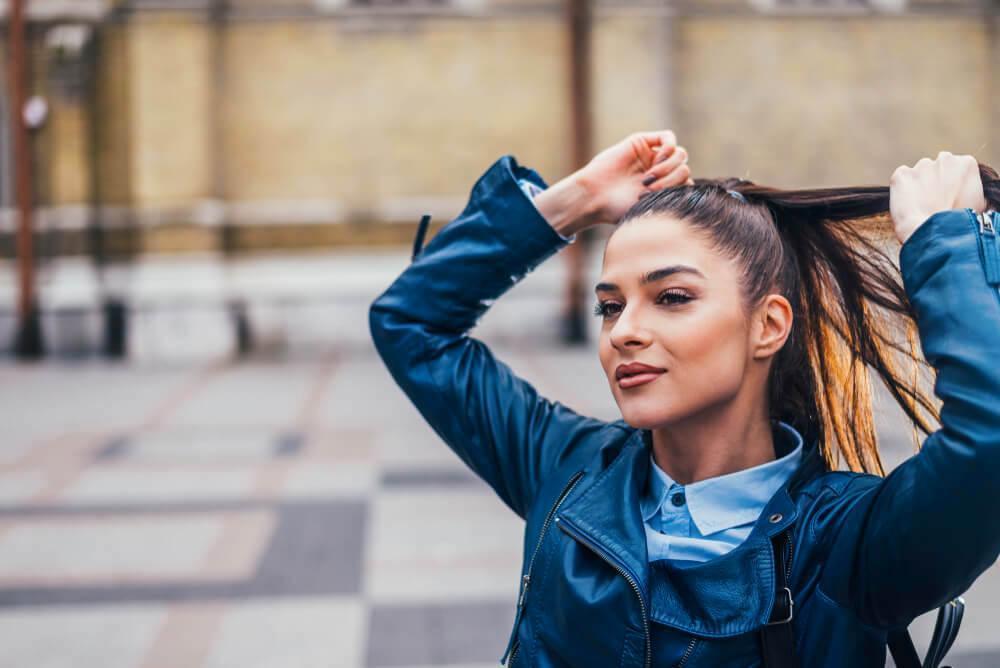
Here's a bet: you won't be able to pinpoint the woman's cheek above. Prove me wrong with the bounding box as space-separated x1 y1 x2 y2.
682 343 749 405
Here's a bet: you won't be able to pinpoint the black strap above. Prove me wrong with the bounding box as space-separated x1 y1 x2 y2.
759 529 932 668
922 597 965 668
889 597 966 668
411 214 431 260
888 627 921 668
760 530 800 668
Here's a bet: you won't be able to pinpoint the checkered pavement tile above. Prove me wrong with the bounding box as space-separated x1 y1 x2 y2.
1 349 998 667
0 355 528 667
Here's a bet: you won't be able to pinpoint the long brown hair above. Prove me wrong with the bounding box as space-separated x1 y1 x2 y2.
619 164 1000 490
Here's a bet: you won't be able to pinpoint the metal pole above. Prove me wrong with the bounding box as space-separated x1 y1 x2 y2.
9 0 43 358
83 24 128 359
210 0 252 357
561 0 593 345
568 0 592 172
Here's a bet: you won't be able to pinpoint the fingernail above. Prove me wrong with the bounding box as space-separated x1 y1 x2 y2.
655 146 675 163
641 174 656 186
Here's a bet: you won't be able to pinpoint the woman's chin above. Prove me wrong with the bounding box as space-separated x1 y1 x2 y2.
617 405 674 431
611 385 685 429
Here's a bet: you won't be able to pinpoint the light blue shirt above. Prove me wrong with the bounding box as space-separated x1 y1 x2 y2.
518 178 576 243
640 420 803 564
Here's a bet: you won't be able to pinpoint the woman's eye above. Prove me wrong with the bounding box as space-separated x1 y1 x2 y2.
593 292 692 318
593 301 622 318
658 290 693 305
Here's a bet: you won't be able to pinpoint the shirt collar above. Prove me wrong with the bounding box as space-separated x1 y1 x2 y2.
640 419 804 536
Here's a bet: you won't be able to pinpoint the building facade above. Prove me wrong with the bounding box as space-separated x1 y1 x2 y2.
1 0 998 256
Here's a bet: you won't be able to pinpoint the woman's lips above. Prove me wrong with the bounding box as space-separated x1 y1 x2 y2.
617 371 665 389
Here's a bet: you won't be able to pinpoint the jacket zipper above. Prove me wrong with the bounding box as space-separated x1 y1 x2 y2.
783 528 794 584
500 470 586 665
508 640 520 667
556 517 651 668
674 636 698 668
973 209 1000 286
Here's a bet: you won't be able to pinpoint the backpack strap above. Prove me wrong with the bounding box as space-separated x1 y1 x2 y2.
411 214 431 260
887 628 921 668
759 530 800 668
758 528 933 668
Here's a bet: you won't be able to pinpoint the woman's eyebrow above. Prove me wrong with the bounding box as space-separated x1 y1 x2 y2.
595 264 705 293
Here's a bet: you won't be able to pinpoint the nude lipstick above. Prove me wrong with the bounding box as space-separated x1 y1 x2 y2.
615 362 666 389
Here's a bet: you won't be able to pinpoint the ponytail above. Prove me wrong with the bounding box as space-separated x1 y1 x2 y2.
620 163 1000 487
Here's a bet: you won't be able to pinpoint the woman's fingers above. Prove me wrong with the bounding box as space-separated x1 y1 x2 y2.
636 129 677 151
659 164 692 187
628 130 678 171
651 143 676 167
642 146 689 187
889 151 986 244
642 165 692 190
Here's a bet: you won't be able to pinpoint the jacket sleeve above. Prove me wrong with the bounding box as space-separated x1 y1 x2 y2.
820 208 1000 628
368 155 613 519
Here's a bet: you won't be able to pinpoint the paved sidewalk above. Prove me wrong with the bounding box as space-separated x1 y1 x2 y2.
0 339 998 667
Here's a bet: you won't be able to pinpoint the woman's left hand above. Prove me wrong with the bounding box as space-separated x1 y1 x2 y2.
890 151 987 245
581 130 694 226
534 130 693 237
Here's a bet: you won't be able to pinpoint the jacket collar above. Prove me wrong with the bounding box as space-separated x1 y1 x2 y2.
559 430 652 594
557 426 803 637
639 420 804 536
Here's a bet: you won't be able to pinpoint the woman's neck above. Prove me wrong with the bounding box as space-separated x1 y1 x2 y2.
649 402 777 486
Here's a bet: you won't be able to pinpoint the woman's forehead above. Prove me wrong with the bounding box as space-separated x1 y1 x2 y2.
600 216 720 281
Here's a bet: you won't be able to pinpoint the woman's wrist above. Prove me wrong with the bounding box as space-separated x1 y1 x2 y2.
533 169 604 238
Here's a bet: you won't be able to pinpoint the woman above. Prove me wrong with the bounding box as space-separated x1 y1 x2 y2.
369 130 1000 667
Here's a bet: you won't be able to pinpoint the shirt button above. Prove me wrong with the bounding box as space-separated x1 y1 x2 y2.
670 491 686 507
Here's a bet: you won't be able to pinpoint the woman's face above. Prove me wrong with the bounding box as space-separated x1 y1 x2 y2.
596 214 758 429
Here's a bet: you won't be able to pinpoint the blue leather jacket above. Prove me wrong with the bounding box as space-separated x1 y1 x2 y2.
369 155 1000 667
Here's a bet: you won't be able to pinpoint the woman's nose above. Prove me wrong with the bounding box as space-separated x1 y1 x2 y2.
609 305 653 350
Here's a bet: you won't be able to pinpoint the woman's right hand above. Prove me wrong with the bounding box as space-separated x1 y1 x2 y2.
890 151 986 245
580 130 693 225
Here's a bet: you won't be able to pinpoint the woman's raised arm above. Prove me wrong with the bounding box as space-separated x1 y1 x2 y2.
368 132 690 518
820 153 1000 627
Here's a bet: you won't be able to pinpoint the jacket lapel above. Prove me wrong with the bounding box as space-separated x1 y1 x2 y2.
558 427 802 637
646 487 798 636
558 430 652 598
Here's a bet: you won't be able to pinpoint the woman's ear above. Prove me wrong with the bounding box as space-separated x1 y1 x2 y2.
751 294 793 360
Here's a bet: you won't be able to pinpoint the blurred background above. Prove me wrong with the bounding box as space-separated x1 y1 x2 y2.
0 0 998 666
